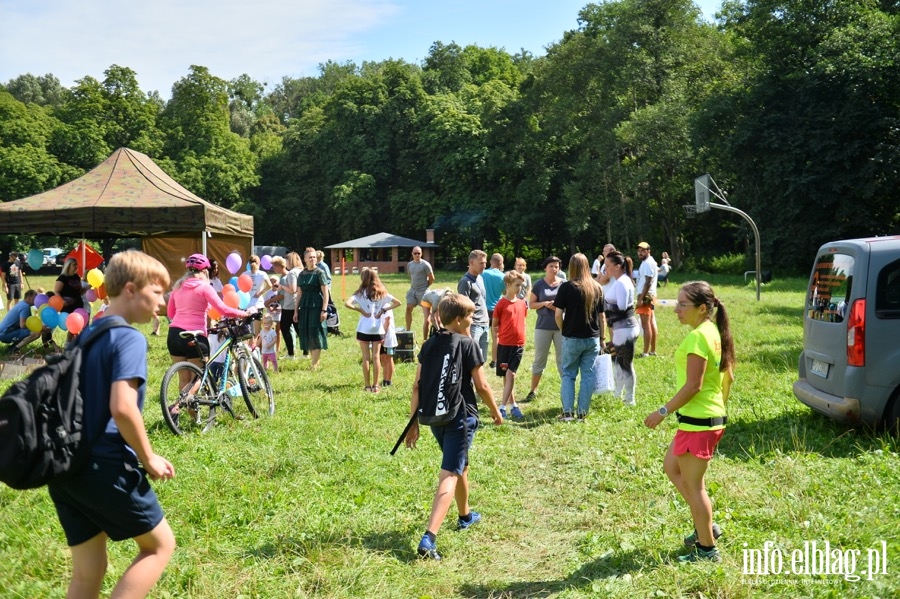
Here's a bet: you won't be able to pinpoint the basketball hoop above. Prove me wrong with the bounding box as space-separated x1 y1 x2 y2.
683 205 698 219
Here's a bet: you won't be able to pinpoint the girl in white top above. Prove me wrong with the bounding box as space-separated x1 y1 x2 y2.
345 268 401 392
380 307 398 387
604 251 642 406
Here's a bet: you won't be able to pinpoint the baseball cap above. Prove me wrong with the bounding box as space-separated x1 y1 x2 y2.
637 242 650 250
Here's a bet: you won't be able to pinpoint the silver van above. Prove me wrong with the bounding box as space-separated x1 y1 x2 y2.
793 237 900 430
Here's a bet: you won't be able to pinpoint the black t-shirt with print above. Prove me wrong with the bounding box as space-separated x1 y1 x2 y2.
417 330 484 421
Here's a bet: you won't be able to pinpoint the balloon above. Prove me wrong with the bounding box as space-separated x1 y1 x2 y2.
86 268 104 288
41 308 58 328
97 283 107 300
57 317 68 332
85 289 98 302
226 252 242 275
34 293 48 308
93 311 105 320
38 304 49 314
48 296 65 311
208 307 222 321
223 292 240 309
238 273 253 293
237 290 251 309
222 284 236 294
66 313 85 335
27 248 44 271
74 308 89 322
26 315 42 333
229 276 239 289
260 255 272 270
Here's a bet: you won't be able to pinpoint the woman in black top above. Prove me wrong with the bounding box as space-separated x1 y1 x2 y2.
55 258 87 342
553 253 603 420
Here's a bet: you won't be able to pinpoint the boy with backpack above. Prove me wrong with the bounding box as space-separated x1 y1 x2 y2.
47 250 176 598
404 293 503 561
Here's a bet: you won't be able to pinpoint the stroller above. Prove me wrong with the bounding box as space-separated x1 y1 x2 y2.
325 301 342 336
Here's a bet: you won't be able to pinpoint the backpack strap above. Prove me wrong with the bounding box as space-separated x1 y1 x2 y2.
71 316 132 351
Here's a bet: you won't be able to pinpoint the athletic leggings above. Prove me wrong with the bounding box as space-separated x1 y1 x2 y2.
611 323 640 403
262 352 278 372
279 309 300 356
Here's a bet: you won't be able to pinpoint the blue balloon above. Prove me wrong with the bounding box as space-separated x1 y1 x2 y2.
41 308 59 328
57 316 69 332
237 290 251 309
27 248 44 271
230 276 239 289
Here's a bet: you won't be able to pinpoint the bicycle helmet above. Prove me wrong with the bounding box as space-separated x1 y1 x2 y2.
185 253 211 271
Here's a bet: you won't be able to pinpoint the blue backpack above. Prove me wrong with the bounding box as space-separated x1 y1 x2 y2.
0 318 129 489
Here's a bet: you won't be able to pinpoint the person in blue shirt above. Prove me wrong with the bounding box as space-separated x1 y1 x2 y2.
0 289 40 352
47 250 176 598
481 253 506 367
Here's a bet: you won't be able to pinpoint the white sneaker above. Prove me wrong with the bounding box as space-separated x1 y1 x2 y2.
622 399 636 407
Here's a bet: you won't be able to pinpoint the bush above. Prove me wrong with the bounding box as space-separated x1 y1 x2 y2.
697 252 747 274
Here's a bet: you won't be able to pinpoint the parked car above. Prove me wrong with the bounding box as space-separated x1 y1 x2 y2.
793 236 900 431
42 247 63 266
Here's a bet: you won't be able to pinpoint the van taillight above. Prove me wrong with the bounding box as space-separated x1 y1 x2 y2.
847 299 865 367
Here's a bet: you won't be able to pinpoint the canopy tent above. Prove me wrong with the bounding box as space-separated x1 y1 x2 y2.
0 147 254 282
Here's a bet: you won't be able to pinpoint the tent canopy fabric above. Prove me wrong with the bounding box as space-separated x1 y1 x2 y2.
0 147 253 237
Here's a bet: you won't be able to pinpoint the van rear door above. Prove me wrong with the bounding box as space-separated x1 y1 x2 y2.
800 242 862 400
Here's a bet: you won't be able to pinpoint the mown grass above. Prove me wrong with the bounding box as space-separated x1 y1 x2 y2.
1 272 898 598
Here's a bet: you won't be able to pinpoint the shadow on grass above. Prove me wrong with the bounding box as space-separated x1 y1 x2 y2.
457 548 657 598
244 530 420 564
719 410 899 460
514 406 569 430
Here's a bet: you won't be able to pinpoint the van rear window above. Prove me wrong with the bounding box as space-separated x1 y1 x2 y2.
806 253 853 323
875 259 900 319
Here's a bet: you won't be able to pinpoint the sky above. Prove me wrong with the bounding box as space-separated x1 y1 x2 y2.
0 0 722 99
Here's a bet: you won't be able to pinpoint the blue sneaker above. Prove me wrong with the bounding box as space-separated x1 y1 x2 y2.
499 406 507 419
510 406 524 420
457 511 482 530
417 535 441 561
677 545 721 563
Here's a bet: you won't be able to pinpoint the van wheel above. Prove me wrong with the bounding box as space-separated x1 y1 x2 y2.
885 395 900 436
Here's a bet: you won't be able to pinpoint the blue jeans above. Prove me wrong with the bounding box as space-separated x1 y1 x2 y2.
560 336 600 416
470 324 489 364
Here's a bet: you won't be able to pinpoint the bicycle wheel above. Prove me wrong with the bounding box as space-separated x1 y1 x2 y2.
237 353 275 417
159 362 218 435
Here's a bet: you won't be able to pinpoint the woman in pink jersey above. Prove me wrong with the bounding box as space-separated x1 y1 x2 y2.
167 254 247 387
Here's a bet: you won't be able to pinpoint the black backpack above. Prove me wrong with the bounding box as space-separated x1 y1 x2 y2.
416 330 466 426
0 318 129 490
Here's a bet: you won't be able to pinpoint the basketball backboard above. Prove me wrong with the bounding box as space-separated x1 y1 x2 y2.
694 174 711 213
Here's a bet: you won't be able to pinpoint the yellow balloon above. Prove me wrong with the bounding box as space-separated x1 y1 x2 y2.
87 268 105 288
38 304 48 313
26 315 42 333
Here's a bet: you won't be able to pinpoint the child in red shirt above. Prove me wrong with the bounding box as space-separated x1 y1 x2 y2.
491 271 528 420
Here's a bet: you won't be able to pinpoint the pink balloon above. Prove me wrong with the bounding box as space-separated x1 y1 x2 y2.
85 289 98 302
66 312 86 335
74 308 89 321
222 284 236 294
238 273 253 293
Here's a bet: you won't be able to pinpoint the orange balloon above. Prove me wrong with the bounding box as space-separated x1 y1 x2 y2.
223 292 240 309
48 295 65 311
97 283 107 300
222 284 236 294
238 273 253 293
208 307 222 321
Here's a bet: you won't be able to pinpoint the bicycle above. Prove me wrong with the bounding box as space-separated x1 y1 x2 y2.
159 314 274 435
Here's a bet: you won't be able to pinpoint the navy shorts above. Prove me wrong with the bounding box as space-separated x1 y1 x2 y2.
167 327 209 360
48 458 164 546
496 344 524 376
430 414 479 475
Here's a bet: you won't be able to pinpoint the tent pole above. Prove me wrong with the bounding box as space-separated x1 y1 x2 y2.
81 235 86 277
202 231 208 256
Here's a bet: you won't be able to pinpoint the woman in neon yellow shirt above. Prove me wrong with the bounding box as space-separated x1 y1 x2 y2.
644 281 735 562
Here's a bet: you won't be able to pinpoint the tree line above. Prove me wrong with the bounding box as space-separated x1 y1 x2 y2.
1 0 898 272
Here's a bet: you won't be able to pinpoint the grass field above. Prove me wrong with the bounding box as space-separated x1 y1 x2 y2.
1 271 898 598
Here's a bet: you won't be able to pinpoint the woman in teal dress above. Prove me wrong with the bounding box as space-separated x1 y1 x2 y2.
294 247 330 369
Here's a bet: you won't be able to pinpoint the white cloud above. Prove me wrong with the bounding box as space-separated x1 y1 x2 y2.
0 0 400 96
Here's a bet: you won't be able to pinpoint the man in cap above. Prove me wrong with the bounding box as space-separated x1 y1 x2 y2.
635 242 658 357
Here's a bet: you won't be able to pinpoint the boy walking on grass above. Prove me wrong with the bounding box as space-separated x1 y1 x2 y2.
491 271 527 420
405 293 503 561
47 250 176 598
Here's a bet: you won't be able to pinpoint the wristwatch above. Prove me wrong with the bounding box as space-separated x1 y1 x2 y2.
658 406 669 417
